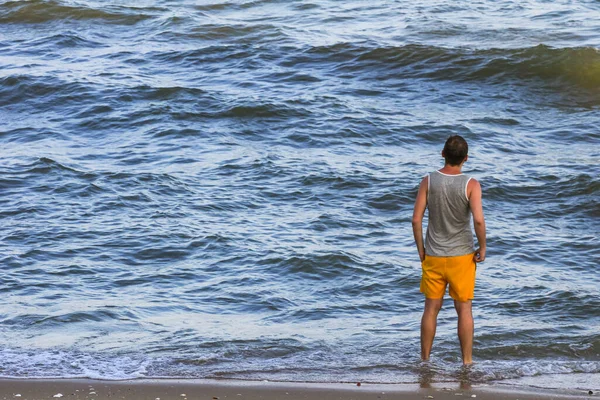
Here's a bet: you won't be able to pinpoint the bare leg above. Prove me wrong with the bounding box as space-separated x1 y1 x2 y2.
454 300 474 365
421 297 443 361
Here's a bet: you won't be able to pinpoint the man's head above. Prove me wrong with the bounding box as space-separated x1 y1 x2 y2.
442 135 468 166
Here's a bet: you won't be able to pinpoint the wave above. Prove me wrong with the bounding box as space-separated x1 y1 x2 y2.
0 0 153 25
193 0 285 12
0 346 598 387
136 39 600 92
0 75 96 108
22 32 105 49
259 250 376 280
283 43 600 89
0 348 148 380
4 158 189 191
13 157 90 177
484 173 598 203
0 73 308 121
186 23 284 41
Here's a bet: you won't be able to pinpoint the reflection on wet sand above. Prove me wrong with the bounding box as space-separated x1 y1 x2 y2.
418 361 473 390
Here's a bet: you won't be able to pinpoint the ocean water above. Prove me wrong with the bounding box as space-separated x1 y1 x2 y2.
0 0 599 390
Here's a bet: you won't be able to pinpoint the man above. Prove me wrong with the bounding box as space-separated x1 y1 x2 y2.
412 135 486 365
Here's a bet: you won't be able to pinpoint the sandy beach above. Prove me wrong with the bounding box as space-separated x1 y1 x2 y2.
0 379 593 400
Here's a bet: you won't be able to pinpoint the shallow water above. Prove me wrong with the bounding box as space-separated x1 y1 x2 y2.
0 0 599 390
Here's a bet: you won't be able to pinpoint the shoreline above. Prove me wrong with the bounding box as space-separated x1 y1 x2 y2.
0 378 593 400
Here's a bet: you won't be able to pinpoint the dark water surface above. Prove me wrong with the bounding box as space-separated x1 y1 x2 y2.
0 0 599 389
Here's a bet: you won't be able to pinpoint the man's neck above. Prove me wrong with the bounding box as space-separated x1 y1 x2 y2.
439 164 463 175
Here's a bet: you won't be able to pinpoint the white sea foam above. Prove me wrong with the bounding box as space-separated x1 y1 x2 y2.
1 347 598 390
0 348 150 380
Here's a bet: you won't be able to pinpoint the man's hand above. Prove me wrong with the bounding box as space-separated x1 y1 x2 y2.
474 247 486 263
419 248 426 262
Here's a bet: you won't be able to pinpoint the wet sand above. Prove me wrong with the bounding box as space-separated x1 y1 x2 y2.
0 379 592 400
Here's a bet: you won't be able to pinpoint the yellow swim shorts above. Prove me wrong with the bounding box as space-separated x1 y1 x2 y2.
420 252 476 302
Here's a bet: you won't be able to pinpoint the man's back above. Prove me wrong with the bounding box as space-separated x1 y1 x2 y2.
425 171 474 257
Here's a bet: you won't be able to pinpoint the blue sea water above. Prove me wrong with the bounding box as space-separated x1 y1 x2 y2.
0 0 599 391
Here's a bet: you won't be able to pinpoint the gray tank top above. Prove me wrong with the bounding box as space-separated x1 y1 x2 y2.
425 171 474 257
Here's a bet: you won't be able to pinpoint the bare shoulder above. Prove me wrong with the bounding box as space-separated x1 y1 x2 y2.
467 177 481 199
467 177 480 189
418 175 429 193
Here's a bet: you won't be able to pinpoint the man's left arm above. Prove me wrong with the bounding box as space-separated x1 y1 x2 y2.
468 178 486 262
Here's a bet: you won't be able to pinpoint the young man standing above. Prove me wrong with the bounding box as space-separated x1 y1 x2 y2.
412 135 486 365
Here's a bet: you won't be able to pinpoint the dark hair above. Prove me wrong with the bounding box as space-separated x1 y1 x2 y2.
443 135 468 166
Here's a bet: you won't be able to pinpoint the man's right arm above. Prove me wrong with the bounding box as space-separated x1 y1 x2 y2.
412 176 428 262
468 178 486 262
